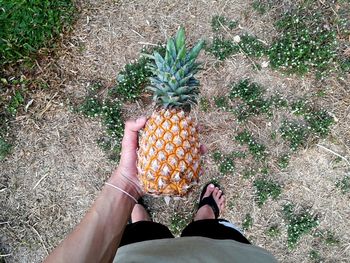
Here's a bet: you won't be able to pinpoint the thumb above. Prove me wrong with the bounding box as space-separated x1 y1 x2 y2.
120 116 147 161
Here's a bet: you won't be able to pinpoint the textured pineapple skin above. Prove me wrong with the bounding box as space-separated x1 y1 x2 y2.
137 109 201 197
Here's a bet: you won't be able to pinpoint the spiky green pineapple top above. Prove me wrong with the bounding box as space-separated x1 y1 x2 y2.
146 27 204 110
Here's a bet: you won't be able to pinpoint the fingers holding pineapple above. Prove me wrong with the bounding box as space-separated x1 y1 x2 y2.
119 116 148 172
110 116 147 199
199 144 208 155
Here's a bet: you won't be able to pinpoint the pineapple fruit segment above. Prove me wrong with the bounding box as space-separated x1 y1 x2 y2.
138 109 201 196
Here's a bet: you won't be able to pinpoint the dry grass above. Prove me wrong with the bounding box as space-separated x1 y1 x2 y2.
1 0 350 262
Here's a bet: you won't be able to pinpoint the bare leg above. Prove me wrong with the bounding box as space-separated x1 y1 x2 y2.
131 204 151 223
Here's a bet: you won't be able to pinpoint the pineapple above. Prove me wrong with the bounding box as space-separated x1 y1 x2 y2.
137 27 204 197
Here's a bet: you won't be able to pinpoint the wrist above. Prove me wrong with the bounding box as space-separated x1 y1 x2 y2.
108 169 142 200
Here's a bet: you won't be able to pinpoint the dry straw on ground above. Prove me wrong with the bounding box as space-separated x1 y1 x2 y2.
1 0 350 262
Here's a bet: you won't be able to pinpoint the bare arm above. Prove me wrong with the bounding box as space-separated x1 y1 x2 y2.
44 117 147 263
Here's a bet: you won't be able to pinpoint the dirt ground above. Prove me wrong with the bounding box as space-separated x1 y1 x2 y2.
1 0 350 262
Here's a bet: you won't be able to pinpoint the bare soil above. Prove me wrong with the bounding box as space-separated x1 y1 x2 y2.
1 0 350 262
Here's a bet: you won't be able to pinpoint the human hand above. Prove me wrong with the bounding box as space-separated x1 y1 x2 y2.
109 116 147 199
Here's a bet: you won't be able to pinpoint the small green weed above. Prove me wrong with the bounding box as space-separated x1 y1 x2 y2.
322 231 340 246
242 213 253 230
305 110 334 137
270 131 277 140
230 151 247 158
0 137 12 161
309 250 322 262
233 105 252 122
336 175 350 194
252 0 273 14
278 154 290 169
208 34 267 66
291 99 311 116
290 99 334 137
199 97 210 112
0 115 11 163
170 214 190 236
235 130 267 161
228 199 236 210
1 77 28 116
282 203 294 219
110 46 165 101
282 204 319 248
269 94 289 108
239 35 267 58
219 156 235 174
230 80 273 121
78 82 105 117
7 90 24 116
266 225 280 238
78 83 124 161
249 141 267 161
101 100 124 141
206 36 239 60
81 98 123 160
242 168 256 179
315 89 327 97
0 0 76 65
112 56 152 101
260 165 270 175
212 151 223 162
0 76 30 160
79 96 103 118
230 80 332 146
279 121 309 151
339 58 350 72
230 79 263 105
332 156 343 165
214 96 230 110
254 178 282 206
235 130 252 144
212 151 235 175
211 15 238 32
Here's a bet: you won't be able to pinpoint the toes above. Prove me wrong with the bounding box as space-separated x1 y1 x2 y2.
213 187 219 197
212 188 221 203
203 183 215 198
214 189 221 200
219 195 225 210
215 189 225 206
220 195 225 205
217 190 223 198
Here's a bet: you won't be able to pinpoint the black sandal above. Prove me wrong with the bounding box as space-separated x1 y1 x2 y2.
197 183 223 219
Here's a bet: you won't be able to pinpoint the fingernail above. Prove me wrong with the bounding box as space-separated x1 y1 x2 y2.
209 184 214 188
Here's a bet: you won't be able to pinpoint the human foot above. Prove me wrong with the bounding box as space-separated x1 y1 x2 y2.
194 183 225 221
131 203 151 223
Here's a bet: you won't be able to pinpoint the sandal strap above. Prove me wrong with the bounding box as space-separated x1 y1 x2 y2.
198 195 220 219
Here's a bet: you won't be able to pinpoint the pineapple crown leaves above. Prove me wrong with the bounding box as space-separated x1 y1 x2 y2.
144 26 204 110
